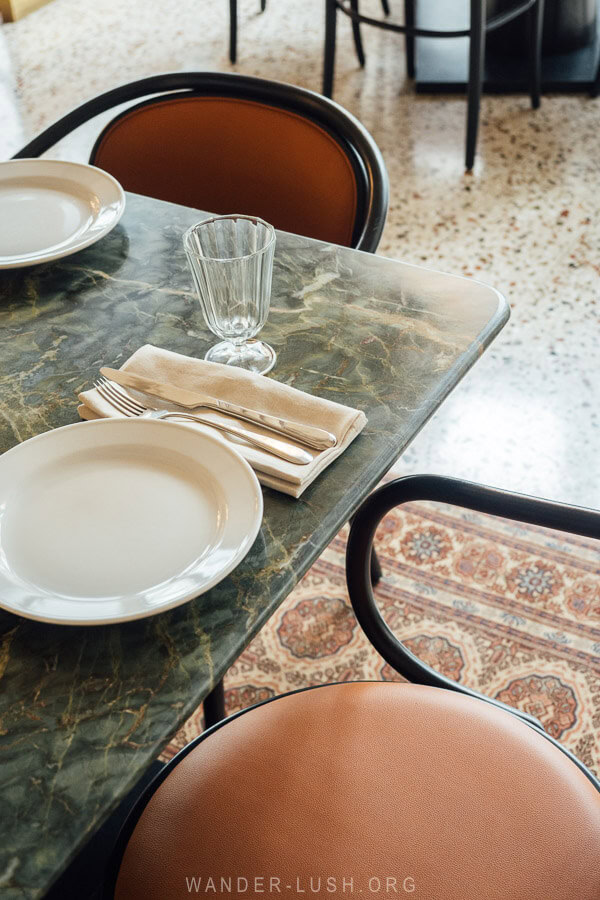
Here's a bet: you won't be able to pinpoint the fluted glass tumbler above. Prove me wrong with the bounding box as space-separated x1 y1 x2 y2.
183 214 276 375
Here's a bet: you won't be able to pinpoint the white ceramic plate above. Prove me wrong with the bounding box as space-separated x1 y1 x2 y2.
0 159 125 269
0 419 263 624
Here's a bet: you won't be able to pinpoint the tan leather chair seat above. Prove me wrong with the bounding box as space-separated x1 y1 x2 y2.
114 682 600 899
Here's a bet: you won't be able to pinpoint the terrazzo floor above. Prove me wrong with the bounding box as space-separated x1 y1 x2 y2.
1 0 600 508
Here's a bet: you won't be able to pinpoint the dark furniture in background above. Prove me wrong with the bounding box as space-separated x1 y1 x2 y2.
346 473 600 789
13 71 389 253
323 0 544 170
227 0 391 65
415 0 600 93
488 0 597 54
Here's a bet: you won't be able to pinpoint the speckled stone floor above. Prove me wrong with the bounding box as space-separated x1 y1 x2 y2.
2 0 600 507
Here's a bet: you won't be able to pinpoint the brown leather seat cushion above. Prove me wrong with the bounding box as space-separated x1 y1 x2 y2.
92 97 358 246
115 682 600 899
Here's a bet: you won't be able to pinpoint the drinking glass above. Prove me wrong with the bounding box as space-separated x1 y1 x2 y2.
183 214 277 375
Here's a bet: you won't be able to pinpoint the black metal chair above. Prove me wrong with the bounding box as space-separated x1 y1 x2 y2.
43 472 599 897
324 0 545 170
53 474 600 898
99 670 600 897
228 0 390 66
345 473 600 789
228 0 266 64
13 72 389 253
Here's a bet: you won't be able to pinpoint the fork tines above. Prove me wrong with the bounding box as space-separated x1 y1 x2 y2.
94 377 146 416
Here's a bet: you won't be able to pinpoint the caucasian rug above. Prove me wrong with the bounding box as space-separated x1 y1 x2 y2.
162 501 600 774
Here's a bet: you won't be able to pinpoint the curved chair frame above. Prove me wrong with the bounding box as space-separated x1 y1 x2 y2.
345 473 600 791
13 71 389 253
324 0 545 170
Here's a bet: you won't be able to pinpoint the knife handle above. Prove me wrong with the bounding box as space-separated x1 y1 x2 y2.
211 400 337 451
158 413 313 466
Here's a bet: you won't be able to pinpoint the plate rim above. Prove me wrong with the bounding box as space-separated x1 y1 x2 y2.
0 418 264 625
0 158 126 269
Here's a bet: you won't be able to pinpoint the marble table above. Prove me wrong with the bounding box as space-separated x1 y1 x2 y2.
0 192 508 899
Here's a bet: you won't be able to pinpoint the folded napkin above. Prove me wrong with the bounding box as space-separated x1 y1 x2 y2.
78 345 367 498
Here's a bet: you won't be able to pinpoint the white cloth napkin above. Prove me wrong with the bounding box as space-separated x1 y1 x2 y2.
78 345 367 498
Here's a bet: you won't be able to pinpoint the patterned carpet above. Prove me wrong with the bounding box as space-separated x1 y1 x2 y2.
162 499 600 774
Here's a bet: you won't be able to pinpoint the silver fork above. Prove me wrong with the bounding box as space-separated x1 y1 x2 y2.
94 377 313 466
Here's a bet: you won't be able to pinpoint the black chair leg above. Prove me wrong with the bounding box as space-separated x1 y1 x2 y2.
323 0 338 97
232 0 265 62
466 0 486 171
203 679 226 728
404 0 416 78
350 0 366 68
381 0 390 15
229 0 237 64
529 0 544 108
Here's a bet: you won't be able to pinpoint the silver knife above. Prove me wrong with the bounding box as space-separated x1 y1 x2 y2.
99 368 337 451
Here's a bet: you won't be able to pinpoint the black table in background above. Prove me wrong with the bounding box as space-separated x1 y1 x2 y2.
414 0 600 93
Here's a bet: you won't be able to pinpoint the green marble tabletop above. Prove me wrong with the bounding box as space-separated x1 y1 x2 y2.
0 192 508 899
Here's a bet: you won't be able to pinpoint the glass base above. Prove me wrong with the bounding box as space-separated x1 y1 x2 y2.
204 340 276 375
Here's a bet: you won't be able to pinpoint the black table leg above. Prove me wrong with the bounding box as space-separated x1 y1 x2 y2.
203 678 226 728
592 57 600 98
350 510 383 586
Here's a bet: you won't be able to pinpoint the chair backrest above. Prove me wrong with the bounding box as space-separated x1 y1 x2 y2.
13 73 388 252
